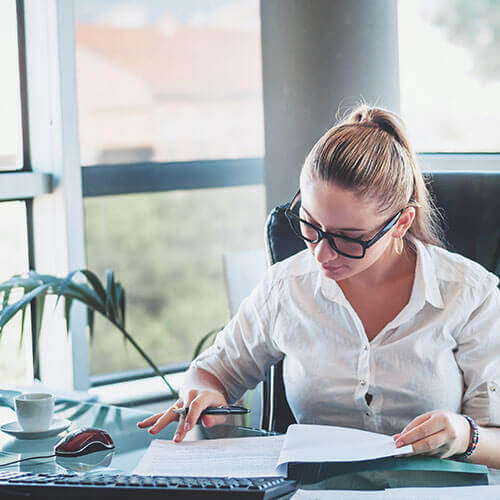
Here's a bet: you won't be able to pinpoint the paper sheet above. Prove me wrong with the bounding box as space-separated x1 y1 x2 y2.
276 424 413 475
293 485 500 499
133 435 286 477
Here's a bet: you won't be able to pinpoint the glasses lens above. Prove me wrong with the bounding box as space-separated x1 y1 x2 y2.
329 236 364 258
288 215 319 242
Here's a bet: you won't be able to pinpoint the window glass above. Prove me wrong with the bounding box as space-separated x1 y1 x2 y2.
84 185 266 375
398 0 500 152
74 0 264 165
0 202 32 385
0 2 23 170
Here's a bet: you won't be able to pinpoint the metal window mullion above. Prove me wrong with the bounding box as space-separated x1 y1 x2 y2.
16 0 38 380
23 0 89 391
81 158 265 197
0 172 52 200
418 153 500 172
24 199 39 381
16 0 31 172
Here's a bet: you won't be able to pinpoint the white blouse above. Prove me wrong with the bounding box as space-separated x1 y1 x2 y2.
192 239 500 435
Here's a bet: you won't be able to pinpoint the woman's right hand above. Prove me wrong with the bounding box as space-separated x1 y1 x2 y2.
136 389 228 443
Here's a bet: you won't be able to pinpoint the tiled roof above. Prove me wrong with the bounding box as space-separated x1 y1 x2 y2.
75 24 262 96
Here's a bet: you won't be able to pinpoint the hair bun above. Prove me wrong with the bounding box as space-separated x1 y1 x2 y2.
350 105 371 124
346 104 407 148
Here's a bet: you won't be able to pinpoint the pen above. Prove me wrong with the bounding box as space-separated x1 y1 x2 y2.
173 405 250 417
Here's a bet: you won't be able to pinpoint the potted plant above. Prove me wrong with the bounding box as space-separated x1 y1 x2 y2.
0 269 183 397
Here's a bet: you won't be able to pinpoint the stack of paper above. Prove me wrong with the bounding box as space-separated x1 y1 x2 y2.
133 424 413 478
133 435 285 477
276 424 413 475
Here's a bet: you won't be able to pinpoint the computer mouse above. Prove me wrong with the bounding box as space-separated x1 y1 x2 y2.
55 427 115 457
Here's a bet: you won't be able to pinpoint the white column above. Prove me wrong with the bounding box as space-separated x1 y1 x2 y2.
23 0 89 390
261 0 401 210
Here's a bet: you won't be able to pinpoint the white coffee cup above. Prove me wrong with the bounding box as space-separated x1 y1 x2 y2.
14 393 55 432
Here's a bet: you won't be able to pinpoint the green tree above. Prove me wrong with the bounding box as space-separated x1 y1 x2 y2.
432 0 500 82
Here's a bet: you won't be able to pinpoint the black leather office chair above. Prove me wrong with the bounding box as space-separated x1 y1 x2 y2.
261 171 500 433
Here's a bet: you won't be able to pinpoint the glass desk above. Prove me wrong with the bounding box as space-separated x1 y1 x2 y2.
1 390 499 495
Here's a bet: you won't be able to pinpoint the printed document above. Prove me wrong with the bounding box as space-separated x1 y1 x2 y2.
133 435 286 477
276 424 413 475
133 424 413 478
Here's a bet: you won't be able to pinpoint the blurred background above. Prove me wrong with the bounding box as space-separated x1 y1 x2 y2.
1 0 499 394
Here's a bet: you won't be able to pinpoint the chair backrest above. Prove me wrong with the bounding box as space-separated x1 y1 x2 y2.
223 250 267 429
261 171 500 433
223 250 267 317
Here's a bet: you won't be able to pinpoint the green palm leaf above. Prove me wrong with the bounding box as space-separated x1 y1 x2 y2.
64 296 73 332
87 307 95 340
79 270 107 305
36 294 46 333
19 305 27 350
1 287 11 309
105 271 119 321
0 270 178 398
0 284 51 336
118 287 125 329
55 270 81 310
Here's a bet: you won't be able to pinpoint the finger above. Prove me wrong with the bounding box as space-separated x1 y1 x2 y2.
137 412 164 428
392 433 401 440
149 399 183 435
147 409 178 435
174 412 187 443
174 390 200 442
399 411 434 435
395 415 445 448
408 430 448 455
201 413 228 428
183 395 211 434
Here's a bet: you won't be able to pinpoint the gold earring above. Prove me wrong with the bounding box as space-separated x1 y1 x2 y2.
395 236 404 255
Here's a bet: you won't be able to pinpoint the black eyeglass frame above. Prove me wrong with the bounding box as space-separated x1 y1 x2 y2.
284 190 404 259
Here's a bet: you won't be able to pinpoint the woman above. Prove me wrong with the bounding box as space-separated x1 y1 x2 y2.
138 105 500 467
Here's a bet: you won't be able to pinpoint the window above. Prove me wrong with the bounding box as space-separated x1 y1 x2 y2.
0 202 32 385
398 0 500 153
0 1 23 170
86 186 265 375
0 2 32 387
74 0 266 379
74 0 264 165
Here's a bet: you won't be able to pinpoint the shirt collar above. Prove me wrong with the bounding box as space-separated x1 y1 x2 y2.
412 238 445 309
313 238 444 310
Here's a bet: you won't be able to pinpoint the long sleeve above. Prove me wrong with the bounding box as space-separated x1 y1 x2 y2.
191 275 284 404
455 276 500 426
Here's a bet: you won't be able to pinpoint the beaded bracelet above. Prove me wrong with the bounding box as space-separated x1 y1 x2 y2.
461 415 479 458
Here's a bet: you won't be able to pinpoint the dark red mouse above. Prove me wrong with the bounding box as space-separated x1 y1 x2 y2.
55 427 115 457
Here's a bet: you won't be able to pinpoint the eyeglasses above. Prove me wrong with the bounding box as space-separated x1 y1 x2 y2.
284 190 403 259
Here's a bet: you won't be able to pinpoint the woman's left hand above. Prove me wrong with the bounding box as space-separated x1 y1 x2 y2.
393 410 471 458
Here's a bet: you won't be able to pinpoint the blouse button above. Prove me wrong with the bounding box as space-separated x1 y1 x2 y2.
489 383 496 392
362 345 369 351
360 379 367 386
216 345 222 351
365 410 372 417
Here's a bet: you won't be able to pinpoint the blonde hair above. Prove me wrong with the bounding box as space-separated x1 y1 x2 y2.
301 104 444 247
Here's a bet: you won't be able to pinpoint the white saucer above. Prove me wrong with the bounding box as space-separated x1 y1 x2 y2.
0 419 71 440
